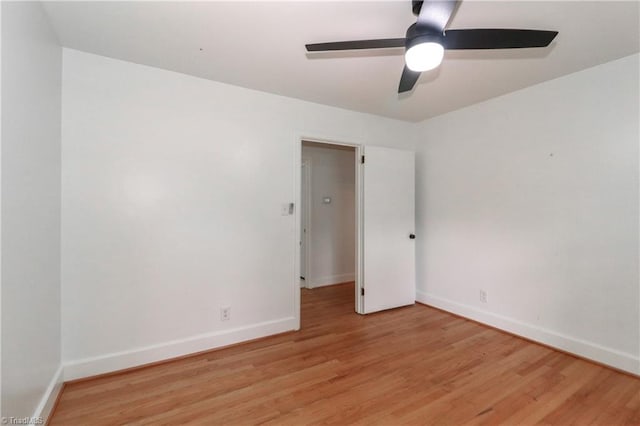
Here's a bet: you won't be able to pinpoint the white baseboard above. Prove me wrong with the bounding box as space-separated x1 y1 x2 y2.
31 364 64 424
416 290 640 375
63 317 297 381
309 273 355 288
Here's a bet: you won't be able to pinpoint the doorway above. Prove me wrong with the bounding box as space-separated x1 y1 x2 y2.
296 139 362 325
300 141 356 288
294 138 416 329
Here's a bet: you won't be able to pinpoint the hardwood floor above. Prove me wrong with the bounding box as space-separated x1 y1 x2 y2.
51 283 640 425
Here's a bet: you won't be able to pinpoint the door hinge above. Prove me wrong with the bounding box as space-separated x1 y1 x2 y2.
360 287 365 296
361 155 365 164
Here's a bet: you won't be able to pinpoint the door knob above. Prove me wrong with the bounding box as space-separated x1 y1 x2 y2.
409 234 416 239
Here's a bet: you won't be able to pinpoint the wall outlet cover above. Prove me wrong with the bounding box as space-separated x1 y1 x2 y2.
220 307 231 321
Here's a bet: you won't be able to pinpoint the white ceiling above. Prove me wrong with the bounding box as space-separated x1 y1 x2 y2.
42 1 639 122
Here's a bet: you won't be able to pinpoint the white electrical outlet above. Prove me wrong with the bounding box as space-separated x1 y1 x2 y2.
221 306 231 321
479 290 488 303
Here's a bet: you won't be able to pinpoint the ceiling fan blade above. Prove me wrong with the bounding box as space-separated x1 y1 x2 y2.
306 38 406 52
398 66 421 93
443 29 558 49
415 0 461 32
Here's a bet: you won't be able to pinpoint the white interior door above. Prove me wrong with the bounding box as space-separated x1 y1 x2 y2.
362 146 415 314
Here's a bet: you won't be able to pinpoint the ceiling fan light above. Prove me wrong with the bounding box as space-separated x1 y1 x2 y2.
405 41 444 72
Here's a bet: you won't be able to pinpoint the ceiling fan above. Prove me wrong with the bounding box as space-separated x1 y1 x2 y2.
305 0 558 93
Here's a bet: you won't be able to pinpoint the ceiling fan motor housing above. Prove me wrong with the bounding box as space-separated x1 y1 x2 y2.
405 23 444 50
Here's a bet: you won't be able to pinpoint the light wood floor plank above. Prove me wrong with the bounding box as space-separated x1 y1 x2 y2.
50 283 640 425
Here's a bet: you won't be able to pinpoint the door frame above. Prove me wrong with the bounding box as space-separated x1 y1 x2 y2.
293 135 364 330
300 157 312 288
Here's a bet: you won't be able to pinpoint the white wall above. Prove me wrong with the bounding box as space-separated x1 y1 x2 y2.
1 1 63 419
301 143 355 287
415 53 640 374
61 49 414 378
